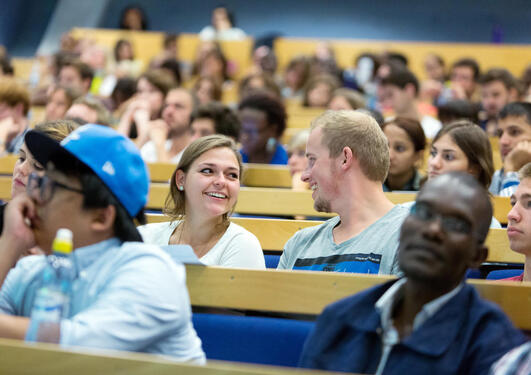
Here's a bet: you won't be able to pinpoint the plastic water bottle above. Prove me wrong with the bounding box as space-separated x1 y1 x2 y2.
25 229 74 343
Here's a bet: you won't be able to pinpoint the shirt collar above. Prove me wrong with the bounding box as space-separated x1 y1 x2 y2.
376 278 464 332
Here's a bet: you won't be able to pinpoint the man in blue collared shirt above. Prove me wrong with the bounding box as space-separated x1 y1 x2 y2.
0 124 205 362
299 172 526 374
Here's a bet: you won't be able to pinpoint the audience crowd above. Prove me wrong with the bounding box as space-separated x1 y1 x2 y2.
0 4 528 374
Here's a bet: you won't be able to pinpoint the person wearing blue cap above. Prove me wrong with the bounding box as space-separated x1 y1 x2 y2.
0 124 205 362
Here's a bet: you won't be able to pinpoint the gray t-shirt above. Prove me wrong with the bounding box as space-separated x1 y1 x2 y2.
277 205 408 275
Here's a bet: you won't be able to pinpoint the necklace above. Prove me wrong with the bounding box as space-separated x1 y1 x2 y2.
172 220 228 258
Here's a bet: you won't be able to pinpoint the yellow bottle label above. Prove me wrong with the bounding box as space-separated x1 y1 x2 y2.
53 239 73 255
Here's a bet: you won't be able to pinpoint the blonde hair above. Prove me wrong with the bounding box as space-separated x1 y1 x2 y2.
519 163 531 180
34 119 78 142
311 110 389 182
72 96 112 126
164 135 242 223
0 77 30 115
287 129 310 154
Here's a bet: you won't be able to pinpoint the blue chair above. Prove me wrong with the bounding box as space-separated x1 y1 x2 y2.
192 313 314 367
486 269 523 280
465 269 482 279
264 254 280 269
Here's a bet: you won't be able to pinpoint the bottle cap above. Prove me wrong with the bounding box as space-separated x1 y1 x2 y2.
53 228 73 254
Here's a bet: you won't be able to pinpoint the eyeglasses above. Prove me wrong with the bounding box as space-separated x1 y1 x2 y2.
410 202 472 234
27 172 84 204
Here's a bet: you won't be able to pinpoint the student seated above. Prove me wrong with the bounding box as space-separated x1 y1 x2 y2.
0 125 205 362
379 69 442 138
504 162 531 281
424 120 501 228
382 117 426 192
238 92 288 165
1 120 77 237
490 102 531 196
139 135 265 269
490 341 531 375
278 111 408 274
299 172 526 374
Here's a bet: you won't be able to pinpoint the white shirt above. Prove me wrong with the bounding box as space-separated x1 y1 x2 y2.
140 140 183 164
138 221 265 269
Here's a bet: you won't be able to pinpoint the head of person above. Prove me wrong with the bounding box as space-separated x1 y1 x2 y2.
137 69 176 119
497 102 531 161
24 124 149 252
65 96 112 126
398 172 491 289
160 58 182 87
190 102 240 142
479 68 518 118
302 110 389 213
165 135 242 224
327 88 366 111
284 55 311 92
45 85 81 121
287 129 310 176
0 77 30 123
11 120 77 198
521 63 531 102
238 92 287 158
302 74 340 108
252 45 277 75
162 88 197 137
193 76 222 105
211 6 234 30
424 53 446 82
199 49 229 84
58 59 94 94
239 72 281 100
382 117 426 183
110 77 137 111
450 58 480 98
163 33 178 55
119 6 148 30
114 39 135 62
507 163 531 256
379 69 419 114
428 120 494 189
437 99 480 125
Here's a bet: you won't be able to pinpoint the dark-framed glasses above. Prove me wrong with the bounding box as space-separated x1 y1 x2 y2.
410 201 473 235
27 172 84 204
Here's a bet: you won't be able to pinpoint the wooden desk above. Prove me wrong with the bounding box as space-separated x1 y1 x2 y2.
0 338 339 375
185 265 531 330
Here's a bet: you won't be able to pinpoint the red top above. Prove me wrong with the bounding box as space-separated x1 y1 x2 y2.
501 274 524 281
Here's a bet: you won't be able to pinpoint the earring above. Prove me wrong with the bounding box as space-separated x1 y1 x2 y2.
266 137 276 154
178 185 184 191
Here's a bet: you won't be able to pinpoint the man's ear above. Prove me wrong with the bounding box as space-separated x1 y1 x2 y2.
469 244 488 269
90 205 116 233
339 146 354 171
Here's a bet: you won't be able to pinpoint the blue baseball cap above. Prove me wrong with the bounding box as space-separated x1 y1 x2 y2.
25 124 149 218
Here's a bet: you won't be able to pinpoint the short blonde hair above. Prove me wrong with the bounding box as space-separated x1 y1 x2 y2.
164 135 242 222
311 110 389 182
287 129 310 154
518 163 531 180
0 77 30 115
34 119 78 142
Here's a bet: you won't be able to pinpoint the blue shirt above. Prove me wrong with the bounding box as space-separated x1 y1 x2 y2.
0 238 205 362
240 143 289 165
299 280 526 374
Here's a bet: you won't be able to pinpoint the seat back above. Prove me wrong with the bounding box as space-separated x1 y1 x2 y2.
192 313 314 367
